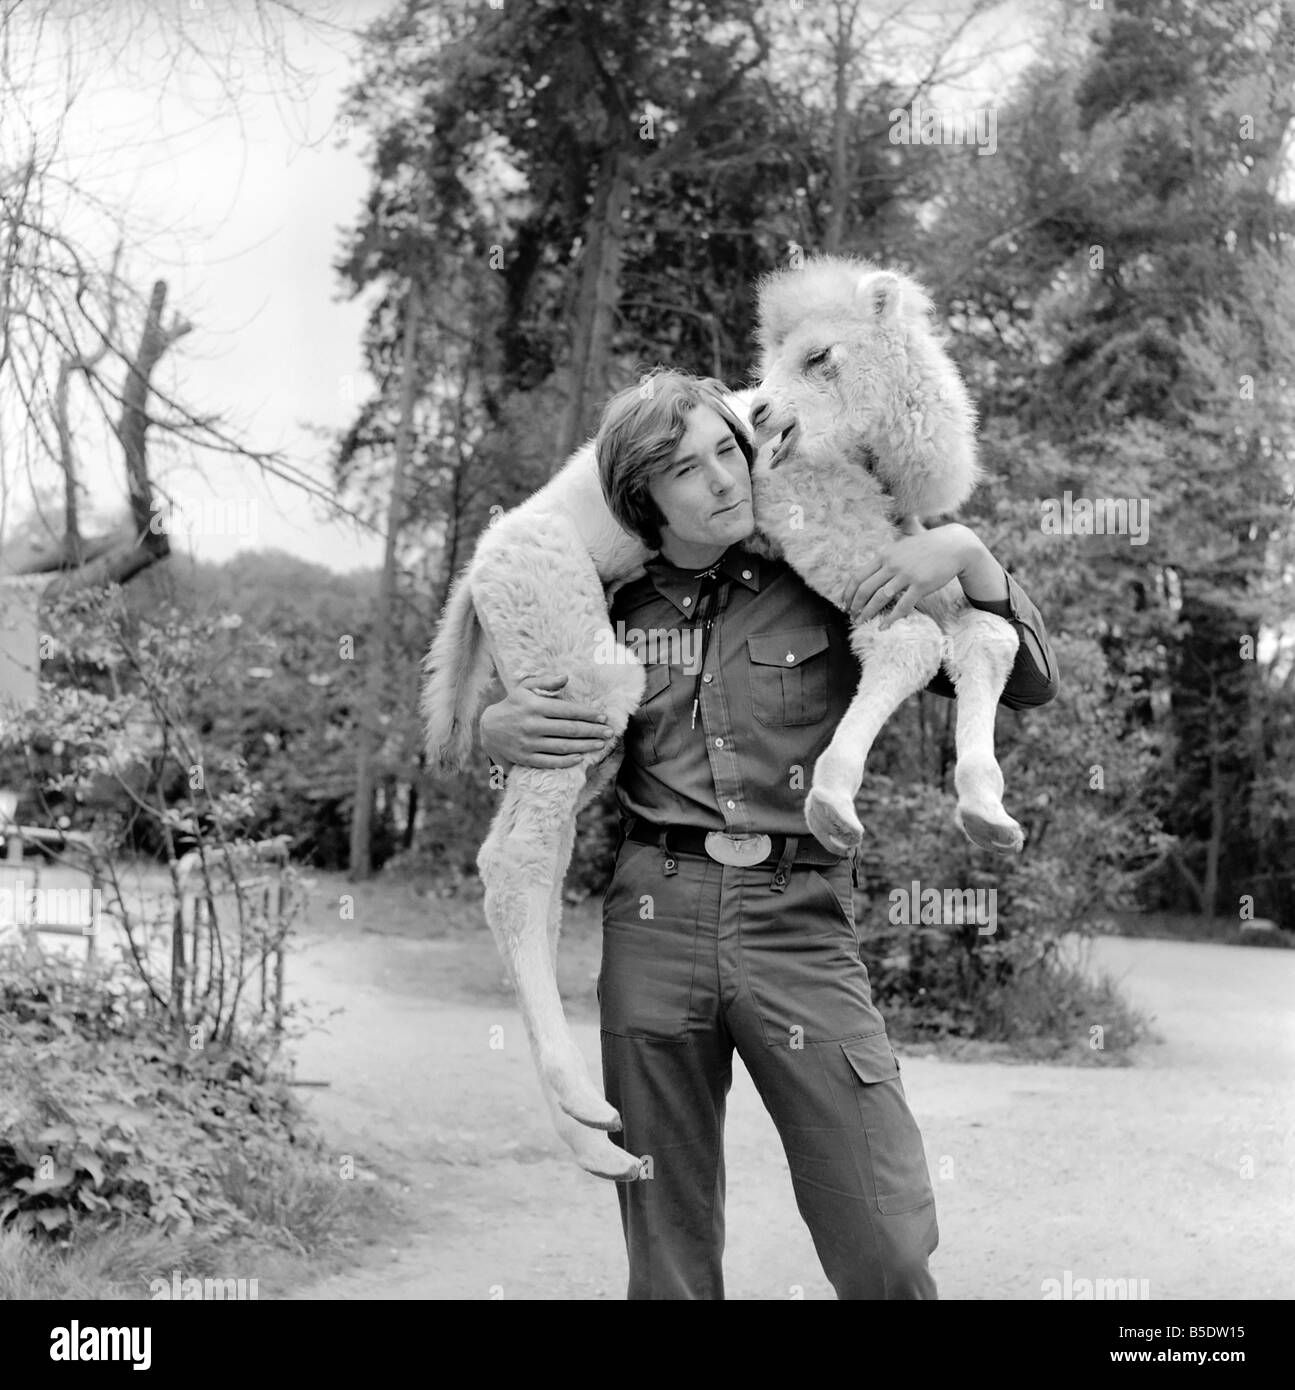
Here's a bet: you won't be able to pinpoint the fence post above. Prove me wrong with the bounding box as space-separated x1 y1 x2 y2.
273 872 285 1035
170 898 187 1027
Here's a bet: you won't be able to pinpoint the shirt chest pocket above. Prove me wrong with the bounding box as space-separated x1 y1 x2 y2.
747 626 831 727
627 661 689 766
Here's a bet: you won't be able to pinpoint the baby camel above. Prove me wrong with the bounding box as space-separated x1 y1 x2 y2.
748 256 1024 858
422 255 1021 1183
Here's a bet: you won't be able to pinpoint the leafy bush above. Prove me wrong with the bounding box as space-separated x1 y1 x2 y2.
2 567 400 872
0 945 313 1242
850 742 1160 1052
857 910 1151 1053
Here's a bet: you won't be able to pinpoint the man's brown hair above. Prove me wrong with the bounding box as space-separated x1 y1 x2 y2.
595 369 754 550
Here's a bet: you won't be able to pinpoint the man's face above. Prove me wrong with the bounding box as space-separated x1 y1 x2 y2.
647 404 754 565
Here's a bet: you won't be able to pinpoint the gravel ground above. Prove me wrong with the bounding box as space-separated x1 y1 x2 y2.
280 919 1295 1301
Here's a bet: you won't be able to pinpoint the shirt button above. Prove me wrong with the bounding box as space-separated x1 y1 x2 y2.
714 737 724 748
682 596 692 607
785 652 795 663
726 799 735 810
742 569 752 580
702 673 713 683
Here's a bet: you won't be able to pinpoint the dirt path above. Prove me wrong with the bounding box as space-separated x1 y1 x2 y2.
281 921 1295 1301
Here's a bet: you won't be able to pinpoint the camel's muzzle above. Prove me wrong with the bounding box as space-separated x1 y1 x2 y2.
768 422 798 469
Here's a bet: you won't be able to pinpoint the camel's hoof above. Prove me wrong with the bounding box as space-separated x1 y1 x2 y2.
956 805 1025 854
547 1071 622 1131
556 1113 640 1181
805 787 864 856
574 1138 644 1183
560 1094 623 1131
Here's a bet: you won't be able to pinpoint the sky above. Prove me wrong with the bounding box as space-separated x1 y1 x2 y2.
5 0 391 573
4 0 1048 576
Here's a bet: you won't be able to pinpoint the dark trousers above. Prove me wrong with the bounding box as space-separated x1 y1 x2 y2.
598 838 939 1301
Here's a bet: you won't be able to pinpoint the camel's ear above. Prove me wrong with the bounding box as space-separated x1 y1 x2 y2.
859 271 904 320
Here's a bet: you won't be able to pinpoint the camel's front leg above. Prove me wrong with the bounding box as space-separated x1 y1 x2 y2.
942 607 1024 853
806 613 944 854
479 764 641 1181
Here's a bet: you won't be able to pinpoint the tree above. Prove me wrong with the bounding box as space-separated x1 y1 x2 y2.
357 0 776 457
332 0 1046 877
917 0 1295 924
349 255 423 880
0 0 347 595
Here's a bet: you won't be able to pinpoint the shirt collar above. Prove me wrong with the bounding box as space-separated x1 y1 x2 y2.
645 546 761 617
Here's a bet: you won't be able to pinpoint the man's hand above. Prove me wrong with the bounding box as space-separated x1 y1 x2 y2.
844 523 1009 628
479 674 615 770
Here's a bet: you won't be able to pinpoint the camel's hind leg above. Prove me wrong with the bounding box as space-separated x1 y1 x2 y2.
942 608 1024 853
467 516 644 1180
478 765 641 1181
805 613 944 854
537 801 641 1181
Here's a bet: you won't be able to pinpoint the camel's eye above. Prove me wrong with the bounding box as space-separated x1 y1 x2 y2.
805 347 833 370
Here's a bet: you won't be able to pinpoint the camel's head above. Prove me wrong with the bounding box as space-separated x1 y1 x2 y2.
748 257 979 519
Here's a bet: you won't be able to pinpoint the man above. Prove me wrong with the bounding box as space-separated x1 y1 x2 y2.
480 371 1058 1300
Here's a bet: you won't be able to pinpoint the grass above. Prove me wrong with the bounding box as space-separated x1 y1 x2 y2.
0 1145 406 1300
215 1149 372 1256
0 1227 154 1300
0 1224 247 1301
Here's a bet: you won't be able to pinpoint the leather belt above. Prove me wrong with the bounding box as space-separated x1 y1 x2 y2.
624 820 843 868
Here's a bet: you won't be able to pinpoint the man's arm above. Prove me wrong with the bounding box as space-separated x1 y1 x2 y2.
843 522 1059 710
925 569 1059 709
478 674 616 770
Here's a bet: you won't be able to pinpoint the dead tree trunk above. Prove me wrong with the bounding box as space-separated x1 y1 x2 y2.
53 244 122 566
40 278 189 597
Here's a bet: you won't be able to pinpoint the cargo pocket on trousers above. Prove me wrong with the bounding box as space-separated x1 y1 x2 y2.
842 1033 935 1216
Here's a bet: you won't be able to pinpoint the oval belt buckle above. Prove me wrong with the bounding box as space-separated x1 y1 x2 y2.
704 831 773 867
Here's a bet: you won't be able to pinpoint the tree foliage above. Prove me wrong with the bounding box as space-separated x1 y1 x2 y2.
326 0 1295 939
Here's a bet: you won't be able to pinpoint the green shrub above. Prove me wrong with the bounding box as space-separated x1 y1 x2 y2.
857 915 1152 1054
851 771 1155 1053
0 945 312 1243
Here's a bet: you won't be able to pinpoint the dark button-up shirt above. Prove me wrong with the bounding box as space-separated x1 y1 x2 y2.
612 545 1057 835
